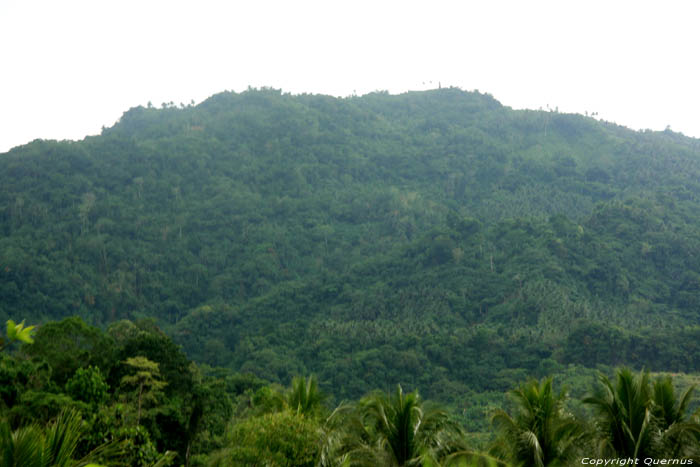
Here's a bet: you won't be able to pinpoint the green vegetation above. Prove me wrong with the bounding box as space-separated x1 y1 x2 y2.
323 384 465 466
584 369 700 458
2 88 700 463
1 316 699 464
490 378 586 465
211 411 321 467
0 410 125 467
1 320 35 352
3 88 700 404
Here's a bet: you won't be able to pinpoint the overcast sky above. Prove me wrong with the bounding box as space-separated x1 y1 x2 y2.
1 0 699 153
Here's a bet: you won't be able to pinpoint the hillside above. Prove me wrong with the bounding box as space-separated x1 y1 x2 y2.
2 87 700 403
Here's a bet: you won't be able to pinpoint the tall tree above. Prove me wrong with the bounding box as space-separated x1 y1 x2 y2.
490 377 586 466
326 385 464 466
120 356 167 427
584 369 654 458
649 376 700 458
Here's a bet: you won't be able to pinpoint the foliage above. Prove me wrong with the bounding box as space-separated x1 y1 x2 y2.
0 317 243 464
1 319 36 352
120 356 168 427
584 369 655 457
210 411 321 467
4 89 700 460
4 89 700 408
287 375 327 417
80 404 169 467
22 317 115 386
324 384 466 466
8 391 87 427
490 378 587 466
2 317 700 463
0 410 123 467
65 366 109 407
584 368 700 458
650 376 700 458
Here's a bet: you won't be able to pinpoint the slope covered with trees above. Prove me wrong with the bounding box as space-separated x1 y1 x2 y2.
2 88 700 406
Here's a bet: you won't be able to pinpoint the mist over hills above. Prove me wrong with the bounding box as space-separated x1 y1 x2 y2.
3 87 700 402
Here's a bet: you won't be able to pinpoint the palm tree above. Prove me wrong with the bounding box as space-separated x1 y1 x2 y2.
0 410 124 467
287 375 327 417
649 376 700 458
0 422 44 467
584 368 653 458
584 368 700 458
490 377 586 466
324 385 465 466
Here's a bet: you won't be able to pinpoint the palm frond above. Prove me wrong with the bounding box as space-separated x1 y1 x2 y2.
325 385 465 467
492 377 586 466
585 368 700 458
41 410 83 466
0 422 43 467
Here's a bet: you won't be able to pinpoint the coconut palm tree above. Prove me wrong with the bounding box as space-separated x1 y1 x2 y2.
649 375 700 458
490 377 586 466
584 368 653 458
287 375 327 417
584 368 700 459
323 385 465 467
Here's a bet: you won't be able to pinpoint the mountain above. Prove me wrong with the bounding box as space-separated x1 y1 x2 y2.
2 87 700 403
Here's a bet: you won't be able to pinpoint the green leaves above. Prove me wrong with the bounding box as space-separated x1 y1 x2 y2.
0 410 125 467
22 317 115 386
65 366 109 407
6 320 35 345
120 356 168 427
6 88 700 413
2 319 36 351
584 368 700 458
584 369 654 457
324 384 465 467
287 375 327 417
491 378 586 466
212 411 322 467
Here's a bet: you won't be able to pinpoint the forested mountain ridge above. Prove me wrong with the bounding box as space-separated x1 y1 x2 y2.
2 87 700 404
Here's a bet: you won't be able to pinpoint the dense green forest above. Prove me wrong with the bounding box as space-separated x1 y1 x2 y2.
2 317 699 465
2 87 700 463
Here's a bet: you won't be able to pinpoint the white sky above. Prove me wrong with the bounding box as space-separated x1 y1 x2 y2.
1 0 699 153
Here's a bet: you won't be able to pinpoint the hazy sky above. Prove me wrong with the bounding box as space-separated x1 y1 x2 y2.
1 0 699 153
